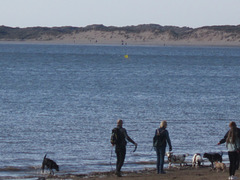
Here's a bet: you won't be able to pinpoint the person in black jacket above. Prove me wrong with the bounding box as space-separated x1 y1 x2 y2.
153 120 172 174
113 119 137 177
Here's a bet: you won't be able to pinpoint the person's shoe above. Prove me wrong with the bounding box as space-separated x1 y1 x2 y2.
116 171 122 177
229 176 233 180
161 171 166 174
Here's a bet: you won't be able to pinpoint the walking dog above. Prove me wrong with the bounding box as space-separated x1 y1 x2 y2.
41 154 59 175
192 153 204 167
166 152 189 168
214 161 226 172
203 152 223 169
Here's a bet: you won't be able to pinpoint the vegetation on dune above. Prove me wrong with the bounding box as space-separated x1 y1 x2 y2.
0 24 240 42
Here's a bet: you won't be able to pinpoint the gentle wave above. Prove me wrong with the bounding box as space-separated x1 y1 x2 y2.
0 44 240 178
0 166 40 172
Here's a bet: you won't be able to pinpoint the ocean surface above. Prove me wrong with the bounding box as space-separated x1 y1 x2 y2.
0 44 240 179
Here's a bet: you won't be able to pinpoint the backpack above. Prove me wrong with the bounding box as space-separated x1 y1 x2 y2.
111 128 121 145
153 129 165 147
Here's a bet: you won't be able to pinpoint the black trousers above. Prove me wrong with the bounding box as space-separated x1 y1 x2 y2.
115 146 126 173
236 151 240 169
228 151 238 176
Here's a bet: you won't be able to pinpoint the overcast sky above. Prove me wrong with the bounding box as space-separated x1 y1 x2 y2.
1 0 239 28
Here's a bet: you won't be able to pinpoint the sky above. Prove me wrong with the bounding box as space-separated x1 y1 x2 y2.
0 0 240 28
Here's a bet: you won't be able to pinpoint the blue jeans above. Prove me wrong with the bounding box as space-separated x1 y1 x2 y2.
156 146 166 174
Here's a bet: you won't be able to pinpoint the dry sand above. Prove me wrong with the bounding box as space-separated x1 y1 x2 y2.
1 29 240 46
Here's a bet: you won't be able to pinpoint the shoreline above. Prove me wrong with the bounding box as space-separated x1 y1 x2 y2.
1 39 240 47
34 165 236 180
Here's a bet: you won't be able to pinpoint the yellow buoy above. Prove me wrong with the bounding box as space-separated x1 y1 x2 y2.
124 55 129 59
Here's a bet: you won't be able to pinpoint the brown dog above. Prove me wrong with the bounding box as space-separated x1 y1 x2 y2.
214 161 226 172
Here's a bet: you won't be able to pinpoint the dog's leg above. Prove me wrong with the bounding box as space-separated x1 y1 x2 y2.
211 162 214 170
168 162 172 169
41 165 45 174
50 169 54 175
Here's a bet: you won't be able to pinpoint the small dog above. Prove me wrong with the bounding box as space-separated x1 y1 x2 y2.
166 152 189 168
192 153 204 168
41 154 59 175
203 152 223 169
214 161 226 172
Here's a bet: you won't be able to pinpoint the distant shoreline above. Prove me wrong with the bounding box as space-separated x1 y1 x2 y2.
0 40 240 47
1 24 240 47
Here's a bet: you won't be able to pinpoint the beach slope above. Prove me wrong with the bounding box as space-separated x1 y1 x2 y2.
40 166 235 180
1 24 240 46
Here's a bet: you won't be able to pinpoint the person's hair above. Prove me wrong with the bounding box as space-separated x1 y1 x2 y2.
227 121 238 144
117 119 123 126
160 120 167 128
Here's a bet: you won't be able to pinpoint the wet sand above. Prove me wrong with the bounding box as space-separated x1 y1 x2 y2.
40 165 236 180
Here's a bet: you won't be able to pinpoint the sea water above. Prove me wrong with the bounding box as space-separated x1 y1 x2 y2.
0 44 240 179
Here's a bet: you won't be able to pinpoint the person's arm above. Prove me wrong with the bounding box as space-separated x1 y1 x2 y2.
153 129 157 146
238 128 240 139
123 128 137 146
218 131 229 145
165 130 172 151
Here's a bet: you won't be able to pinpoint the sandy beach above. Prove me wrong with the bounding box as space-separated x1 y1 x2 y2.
1 24 240 46
38 165 237 180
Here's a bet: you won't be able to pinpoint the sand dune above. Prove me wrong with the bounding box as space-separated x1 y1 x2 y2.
1 24 240 46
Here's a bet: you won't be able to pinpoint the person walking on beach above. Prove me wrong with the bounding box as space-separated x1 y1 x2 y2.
153 120 172 174
218 121 240 180
111 119 137 177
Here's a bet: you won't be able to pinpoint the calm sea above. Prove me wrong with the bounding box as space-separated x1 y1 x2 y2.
0 44 240 179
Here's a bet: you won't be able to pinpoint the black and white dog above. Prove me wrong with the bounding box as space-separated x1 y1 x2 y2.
166 152 189 168
192 153 204 167
41 154 59 175
203 152 223 169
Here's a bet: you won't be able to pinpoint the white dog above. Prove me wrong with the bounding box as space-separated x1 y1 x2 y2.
192 153 204 168
166 152 189 168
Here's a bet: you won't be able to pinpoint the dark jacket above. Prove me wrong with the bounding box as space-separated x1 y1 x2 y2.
116 125 135 148
154 127 172 149
219 128 240 144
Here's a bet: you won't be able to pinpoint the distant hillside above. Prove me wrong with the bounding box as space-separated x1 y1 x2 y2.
0 24 240 46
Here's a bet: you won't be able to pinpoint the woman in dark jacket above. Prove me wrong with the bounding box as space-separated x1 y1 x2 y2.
153 120 172 174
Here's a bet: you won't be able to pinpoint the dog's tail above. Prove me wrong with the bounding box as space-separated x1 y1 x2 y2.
44 153 47 159
42 153 47 173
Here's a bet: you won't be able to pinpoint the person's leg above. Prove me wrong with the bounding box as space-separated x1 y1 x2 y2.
116 147 126 176
236 151 240 170
156 148 160 174
231 151 238 176
159 147 166 173
116 149 120 173
228 151 236 177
